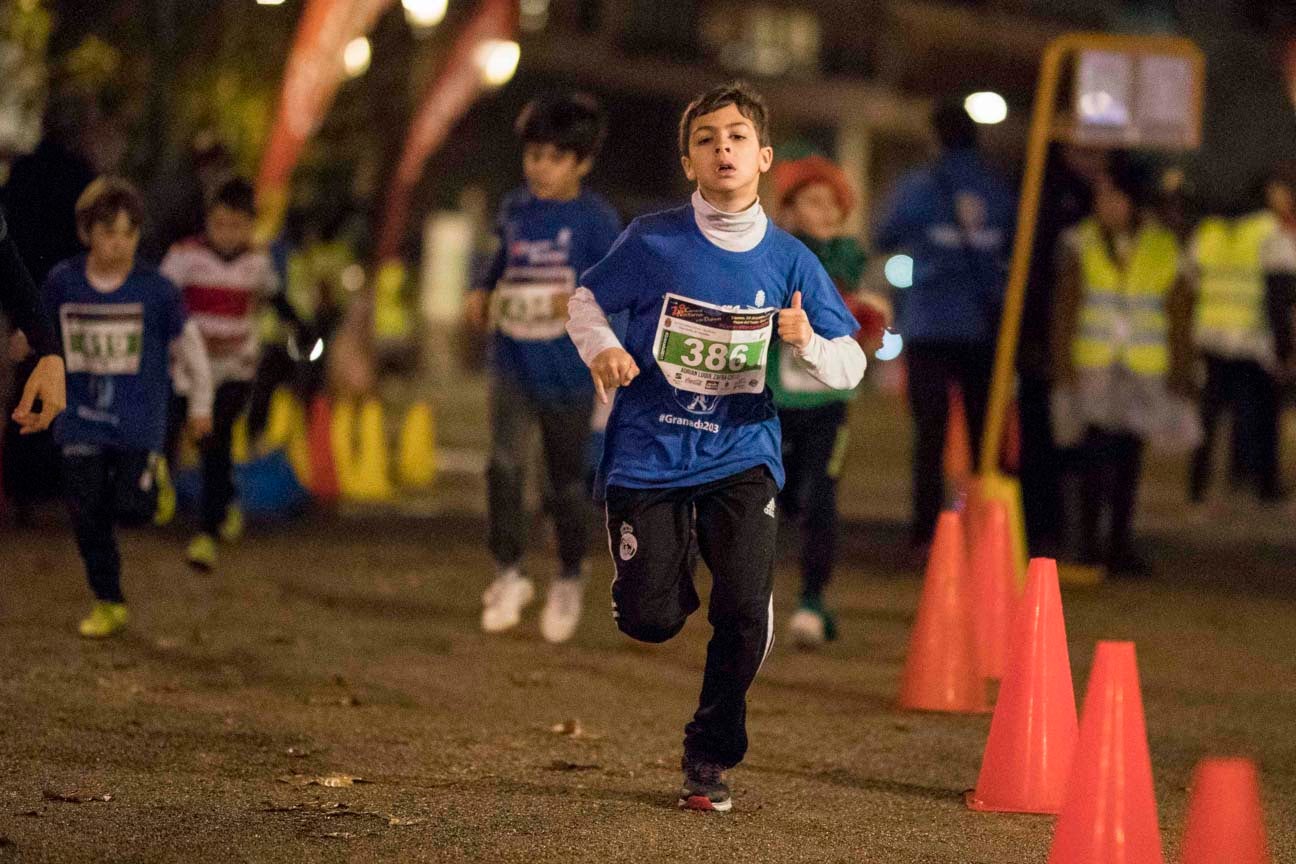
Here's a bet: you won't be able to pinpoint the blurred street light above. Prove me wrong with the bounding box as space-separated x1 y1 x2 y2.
402 0 447 29
963 91 1008 125
255 0 286 5
885 254 914 289
344 36 371 79
520 0 550 32
475 39 520 88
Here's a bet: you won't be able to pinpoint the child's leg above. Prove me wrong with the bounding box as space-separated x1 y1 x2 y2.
199 382 251 536
685 466 778 769
537 395 594 578
797 403 849 601
603 484 698 643
486 378 538 570
112 450 161 528
62 447 123 603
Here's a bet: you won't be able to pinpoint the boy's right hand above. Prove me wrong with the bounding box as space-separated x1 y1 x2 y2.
591 347 639 405
464 289 489 330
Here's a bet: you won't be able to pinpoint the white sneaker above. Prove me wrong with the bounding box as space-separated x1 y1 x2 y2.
539 578 584 644
481 570 535 633
787 607 826 648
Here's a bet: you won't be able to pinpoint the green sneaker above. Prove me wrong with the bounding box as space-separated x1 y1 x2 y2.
218 504 245 543
153 456 176 527
186 533 217 571
79 602 129 639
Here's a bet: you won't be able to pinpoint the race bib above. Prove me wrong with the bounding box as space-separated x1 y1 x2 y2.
654 293 775 396
60 303 144 376
779 348 834 393
492 266 574 342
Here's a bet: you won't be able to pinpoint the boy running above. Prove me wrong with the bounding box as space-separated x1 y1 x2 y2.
160 176 300 570
567 82 866 811
46 177 212 637
466 93 622 643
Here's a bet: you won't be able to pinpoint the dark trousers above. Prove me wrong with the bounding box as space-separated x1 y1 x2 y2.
246 344 295 444
1079 428 1144 564
167 381 251 534
487 378 592 575
604 465 778 769
1017 375 1064 555
777 402 849 601
1189 354 1280 501
906 342 994 544
63 447 158 603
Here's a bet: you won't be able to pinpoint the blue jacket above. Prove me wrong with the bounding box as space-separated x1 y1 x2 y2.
875 148 1015 346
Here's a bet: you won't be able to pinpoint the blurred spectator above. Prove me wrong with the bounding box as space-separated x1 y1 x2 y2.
1051 160 1195 576
141 132 235 263
875 96 1015 546
1017 144 1108 556
1187 174 1286 505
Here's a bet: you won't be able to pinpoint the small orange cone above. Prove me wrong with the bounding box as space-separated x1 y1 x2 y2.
967 558 1077 814
944 388 973 495
899 511 988 713
970 499 1019 680
307 396 339 501
1181 758 1271 864
1048 641 1163 864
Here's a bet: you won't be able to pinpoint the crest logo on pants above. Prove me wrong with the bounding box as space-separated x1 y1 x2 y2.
619 522 638 561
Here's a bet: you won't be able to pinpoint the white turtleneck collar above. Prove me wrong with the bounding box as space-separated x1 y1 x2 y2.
691 189 768 253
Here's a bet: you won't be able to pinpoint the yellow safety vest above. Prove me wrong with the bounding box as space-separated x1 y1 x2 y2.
1073 219 1178 377
1192 211 1275 358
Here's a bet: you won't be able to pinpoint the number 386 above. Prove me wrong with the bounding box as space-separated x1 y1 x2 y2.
682 338 749 372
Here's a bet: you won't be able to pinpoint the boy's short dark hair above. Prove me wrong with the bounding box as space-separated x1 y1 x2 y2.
75 176 145 236
514 93 606 161
678 81 770 157
931 97 978 151
207 175 257 216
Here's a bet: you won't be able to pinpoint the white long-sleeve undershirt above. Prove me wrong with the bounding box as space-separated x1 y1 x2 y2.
172 319 214 419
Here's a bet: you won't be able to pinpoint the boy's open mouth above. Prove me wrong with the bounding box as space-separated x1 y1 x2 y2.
716 162 736 176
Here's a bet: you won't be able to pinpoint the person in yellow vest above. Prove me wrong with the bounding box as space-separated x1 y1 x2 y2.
1051 159 1194 576
1263 163 1296 458
1187 188 1284 504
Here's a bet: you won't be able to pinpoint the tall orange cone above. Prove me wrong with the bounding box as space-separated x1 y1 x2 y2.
307 396 339 500
1180 758 1270 864
967 558 1077 813
944 388 973 494
970 499 1019 680
899 511 988 713
1048 641 1163 864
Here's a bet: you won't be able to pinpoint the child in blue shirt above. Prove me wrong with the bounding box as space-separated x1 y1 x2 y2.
567 82 866 812
45 177 212 638
465 94 622 644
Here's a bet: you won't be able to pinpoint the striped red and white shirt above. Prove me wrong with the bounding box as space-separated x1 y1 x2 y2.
160 236 278 386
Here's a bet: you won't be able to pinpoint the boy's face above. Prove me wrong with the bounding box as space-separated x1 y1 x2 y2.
783 182 843 242
84 211 140 271
207 203 255 257
523 143 590 201
681 103 773 205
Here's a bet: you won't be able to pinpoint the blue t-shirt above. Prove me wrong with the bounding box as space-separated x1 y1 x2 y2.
874 148 1016 346
480 188 622 404
44 256 186 452
582 204 859 493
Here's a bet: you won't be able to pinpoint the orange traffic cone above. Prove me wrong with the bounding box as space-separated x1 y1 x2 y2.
899 511 988 713
307 396 339 501
1181 758 1271 864
971 499 1019 680
1048 641 1163 864
967 558 1077 814
944 388 973 495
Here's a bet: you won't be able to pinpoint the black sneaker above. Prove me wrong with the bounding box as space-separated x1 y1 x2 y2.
678 757 732 812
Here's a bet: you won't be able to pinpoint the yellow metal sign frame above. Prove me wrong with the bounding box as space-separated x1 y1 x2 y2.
975 33 1205 582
